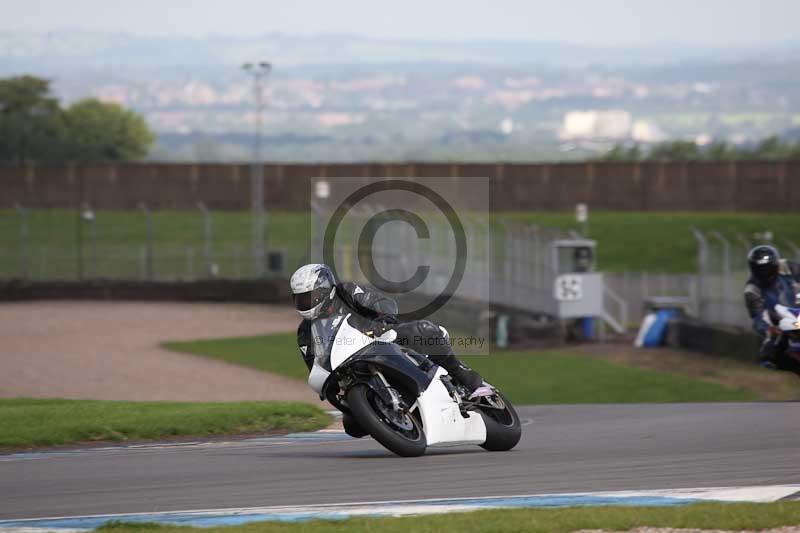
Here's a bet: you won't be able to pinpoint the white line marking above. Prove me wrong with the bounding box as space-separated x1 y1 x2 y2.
2 484 798 531
0 430 351 462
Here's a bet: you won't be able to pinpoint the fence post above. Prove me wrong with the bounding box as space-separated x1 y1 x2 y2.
234 245 242 278
138 203 154 280
38 245 46 279
139 245 147 280
736 234 753 252
483 217 494 304
500 221 513 307
76 205 83 281
690 227 709 320
14 204 30 279
782 239 800 262
197 202 214 277
82 203 97 278
251 163 266 278
688 274 699 317
709 230 732 325
186 246 195 279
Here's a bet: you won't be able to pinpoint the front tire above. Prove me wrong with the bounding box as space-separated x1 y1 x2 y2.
341 412 368 438
478 391 522 451
346 384 426 457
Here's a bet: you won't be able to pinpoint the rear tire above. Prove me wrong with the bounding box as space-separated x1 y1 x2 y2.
478 391 522 451
346 384 426 457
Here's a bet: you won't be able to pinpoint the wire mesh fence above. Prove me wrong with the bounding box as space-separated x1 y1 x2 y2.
4 204 797 333
0 205 308 281
604 272 697 327
691 228 800 329
0 243 303 281
487 223 568 316
311 207 621 323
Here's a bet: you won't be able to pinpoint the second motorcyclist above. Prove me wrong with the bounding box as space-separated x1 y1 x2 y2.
743 245 800 373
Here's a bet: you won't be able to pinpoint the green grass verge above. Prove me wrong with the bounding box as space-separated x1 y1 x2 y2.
97 502 800 533
0 398 330 449
502 210 800 273
2 209 798 275
462 351 753 403
164 334 308 381
164 332 754 404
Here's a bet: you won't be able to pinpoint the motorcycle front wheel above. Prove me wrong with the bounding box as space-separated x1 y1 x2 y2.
346 384 427 457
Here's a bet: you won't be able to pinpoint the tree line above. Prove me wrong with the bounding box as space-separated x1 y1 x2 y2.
0 75 155 164
600 136 800 162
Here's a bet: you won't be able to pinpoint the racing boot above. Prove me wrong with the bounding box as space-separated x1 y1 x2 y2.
434 351 491 397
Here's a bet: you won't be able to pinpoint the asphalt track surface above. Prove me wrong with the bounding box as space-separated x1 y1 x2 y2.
1 403 798 520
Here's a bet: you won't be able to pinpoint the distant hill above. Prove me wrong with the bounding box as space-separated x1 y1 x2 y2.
2 29 799 73
2 30 799 162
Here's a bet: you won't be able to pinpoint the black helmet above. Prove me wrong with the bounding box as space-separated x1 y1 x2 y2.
747 245 780 287
289 264 336 320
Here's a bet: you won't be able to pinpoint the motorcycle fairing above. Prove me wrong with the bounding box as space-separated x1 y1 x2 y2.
415 367 487 447
308 313 436 398
306 312 488 448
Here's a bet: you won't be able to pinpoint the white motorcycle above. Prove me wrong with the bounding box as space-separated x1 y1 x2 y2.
765 304 800 376
307 313 522 457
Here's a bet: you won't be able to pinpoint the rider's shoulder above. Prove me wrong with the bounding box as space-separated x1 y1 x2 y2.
743 282 762 298
336 281 371 298
337 281 358 292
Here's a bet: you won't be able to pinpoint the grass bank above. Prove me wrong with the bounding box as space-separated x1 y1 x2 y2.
503 210 800 273
2 209 797 275
0 398 330 449
96 501 800 533
165 332 754 404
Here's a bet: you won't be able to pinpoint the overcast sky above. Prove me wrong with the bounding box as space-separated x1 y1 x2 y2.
3 0 799 46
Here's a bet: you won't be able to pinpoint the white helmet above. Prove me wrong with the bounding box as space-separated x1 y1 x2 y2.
289 264 336 320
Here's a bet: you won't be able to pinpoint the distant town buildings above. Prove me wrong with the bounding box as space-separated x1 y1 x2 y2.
560 111 666 143
560 111 632 141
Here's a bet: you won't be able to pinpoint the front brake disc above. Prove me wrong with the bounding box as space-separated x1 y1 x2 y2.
375 398 413 431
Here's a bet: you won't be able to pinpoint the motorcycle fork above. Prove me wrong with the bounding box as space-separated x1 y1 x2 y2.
368 369 404 412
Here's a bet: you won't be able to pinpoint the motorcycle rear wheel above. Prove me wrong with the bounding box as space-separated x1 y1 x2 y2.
478 390 522 451
346 384 427 457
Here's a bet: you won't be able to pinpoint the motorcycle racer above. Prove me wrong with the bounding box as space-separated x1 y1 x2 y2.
290 263 485 392
743 245 800 371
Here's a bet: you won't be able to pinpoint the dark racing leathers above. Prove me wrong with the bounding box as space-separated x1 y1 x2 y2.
297 282 483 389
744 259 800 373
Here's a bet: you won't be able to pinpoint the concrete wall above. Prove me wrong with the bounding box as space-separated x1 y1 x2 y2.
666 318 759 361
1 161 798 212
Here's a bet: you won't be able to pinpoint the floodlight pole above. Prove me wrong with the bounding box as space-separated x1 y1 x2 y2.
242 61 272 277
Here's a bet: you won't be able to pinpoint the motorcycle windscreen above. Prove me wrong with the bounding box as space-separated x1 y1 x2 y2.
309 313 393 372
